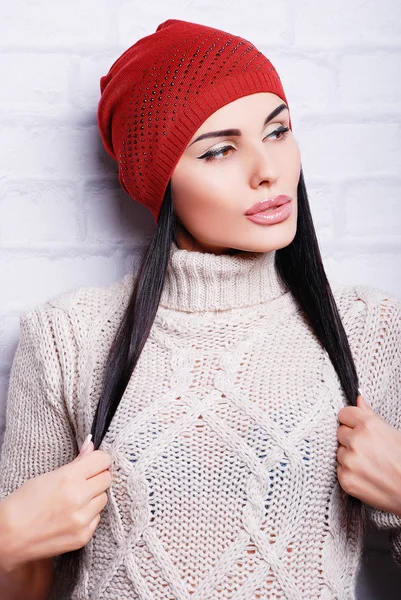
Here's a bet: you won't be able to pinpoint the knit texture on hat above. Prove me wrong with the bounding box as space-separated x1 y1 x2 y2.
97 19 290 222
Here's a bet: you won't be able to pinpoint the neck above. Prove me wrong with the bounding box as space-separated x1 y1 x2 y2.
159 242 289 312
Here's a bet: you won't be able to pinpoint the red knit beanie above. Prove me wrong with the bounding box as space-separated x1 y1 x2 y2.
97 19 291 223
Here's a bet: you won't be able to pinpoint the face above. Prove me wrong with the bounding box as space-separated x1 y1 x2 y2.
170 92 301 255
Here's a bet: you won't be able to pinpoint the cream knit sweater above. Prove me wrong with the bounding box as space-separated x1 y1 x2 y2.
1 243 400 600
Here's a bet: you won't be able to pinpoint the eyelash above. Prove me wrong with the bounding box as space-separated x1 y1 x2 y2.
198 125 291 162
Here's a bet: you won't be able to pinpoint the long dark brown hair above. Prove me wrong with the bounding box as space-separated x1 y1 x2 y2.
49 170 365 599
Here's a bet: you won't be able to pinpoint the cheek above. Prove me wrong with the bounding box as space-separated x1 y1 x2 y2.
288 139 301 177
277 141 301 190
171 163 231 218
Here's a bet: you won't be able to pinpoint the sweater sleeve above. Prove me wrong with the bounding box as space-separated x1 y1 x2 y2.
0 305 78 500
356 287 401 566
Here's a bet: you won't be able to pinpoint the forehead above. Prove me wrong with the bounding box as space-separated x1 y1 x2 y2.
190 92 285 135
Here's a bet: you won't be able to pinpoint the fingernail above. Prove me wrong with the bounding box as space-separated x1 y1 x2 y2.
358 388 371 406
79 434 92 455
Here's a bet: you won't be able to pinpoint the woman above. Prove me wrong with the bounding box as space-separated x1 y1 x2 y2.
0 18 400 600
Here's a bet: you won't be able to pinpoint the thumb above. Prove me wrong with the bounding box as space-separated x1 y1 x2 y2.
74 434 94 460
356 390 374 413
79 440 94 457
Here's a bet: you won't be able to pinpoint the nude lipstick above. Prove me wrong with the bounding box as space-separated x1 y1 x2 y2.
244 194 293 225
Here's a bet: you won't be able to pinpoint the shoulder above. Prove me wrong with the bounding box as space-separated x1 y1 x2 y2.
331 281 400 370
48 273 133 316
332 281 400 415
331 281 401 354
331 281 401 330
10 275 136 436
21 274 134 348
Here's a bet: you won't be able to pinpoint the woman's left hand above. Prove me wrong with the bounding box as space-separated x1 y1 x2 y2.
337 394 401 517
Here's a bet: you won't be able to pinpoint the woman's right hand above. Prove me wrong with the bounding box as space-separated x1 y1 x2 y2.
0 436 112 572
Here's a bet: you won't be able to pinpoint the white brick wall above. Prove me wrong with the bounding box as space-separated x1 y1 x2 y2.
0 1 400 596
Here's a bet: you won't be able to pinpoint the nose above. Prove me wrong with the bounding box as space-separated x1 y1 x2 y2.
248 143 281 190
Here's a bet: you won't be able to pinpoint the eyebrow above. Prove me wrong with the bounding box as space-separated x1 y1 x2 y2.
188 103 289 147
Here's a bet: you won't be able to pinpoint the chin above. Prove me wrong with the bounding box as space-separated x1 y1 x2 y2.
234 222 297 254
184 216 297 255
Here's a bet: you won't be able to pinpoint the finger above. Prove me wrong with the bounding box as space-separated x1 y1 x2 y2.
356 394 374 413
79 434 93 456
337 424 352 447
72 438 94 462
79 441 94 457
337 444 347 466
78 450 112 479
338 406 362 427
89 513 100 537
86 469 113 499
87 513 101 537
83 491 109 523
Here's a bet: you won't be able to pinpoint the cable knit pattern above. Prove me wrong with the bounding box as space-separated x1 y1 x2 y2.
0 243 400 599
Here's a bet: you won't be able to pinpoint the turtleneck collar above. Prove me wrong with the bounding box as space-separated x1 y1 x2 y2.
159 242 289 312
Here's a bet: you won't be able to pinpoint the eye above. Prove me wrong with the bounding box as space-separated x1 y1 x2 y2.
264 125 290 141
198 145 235 161
197 125 291 162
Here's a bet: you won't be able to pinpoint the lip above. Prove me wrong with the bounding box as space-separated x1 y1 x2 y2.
245 200 293 225
245 194 292 215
